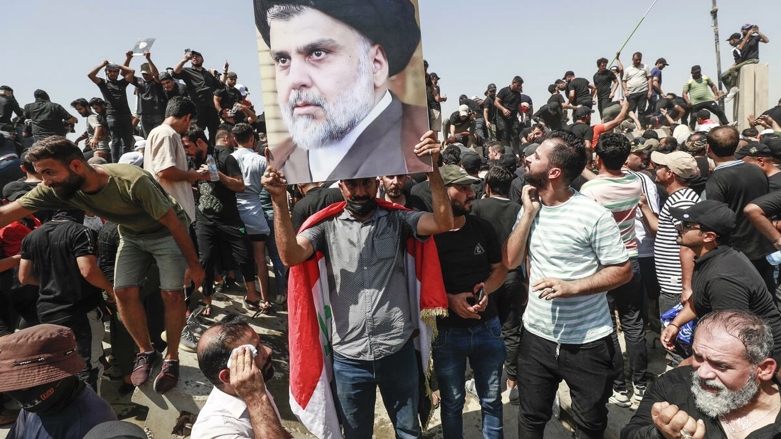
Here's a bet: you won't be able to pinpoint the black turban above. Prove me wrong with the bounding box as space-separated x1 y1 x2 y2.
254 0 421 77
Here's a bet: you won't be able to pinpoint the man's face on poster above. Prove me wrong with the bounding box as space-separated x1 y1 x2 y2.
269 7 386 151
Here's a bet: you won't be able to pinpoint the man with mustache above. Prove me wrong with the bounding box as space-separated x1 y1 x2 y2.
505 131 632 438
622 309 781 439
254 0 430 183
192 315 290 439
379 174 427 211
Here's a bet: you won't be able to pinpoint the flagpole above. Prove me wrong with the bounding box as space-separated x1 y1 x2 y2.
608 0 660 68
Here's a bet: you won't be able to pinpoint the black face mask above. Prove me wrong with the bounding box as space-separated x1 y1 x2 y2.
345 197 377 217
8 376 82 414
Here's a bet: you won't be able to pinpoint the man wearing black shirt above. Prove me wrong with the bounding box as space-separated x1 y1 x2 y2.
127 51 166 137
722 24 770 93
738 139 781 190
593 59 619 114
173 50 222 144
23 89 77 141
19 210 114 389
704 126 775 294
182 126 263 313
160 72 188 102
567 107 595 151
0 86 24 125
483 83 497 140
469 166 524 404
87 59 136 163
433 165 507 438
379 174 426 211
495 76 524 156
290 182 344 232
563 71 596 110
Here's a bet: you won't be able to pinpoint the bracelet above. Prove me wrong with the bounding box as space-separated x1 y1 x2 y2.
668 322 680 329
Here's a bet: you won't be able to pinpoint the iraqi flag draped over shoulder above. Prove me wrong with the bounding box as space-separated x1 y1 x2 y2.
288 200 448 438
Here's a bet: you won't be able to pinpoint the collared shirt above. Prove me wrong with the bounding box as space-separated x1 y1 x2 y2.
308 90 392 181
299 207 426 360
191 386 281 439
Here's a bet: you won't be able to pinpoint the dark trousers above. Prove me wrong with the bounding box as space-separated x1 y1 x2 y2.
689 101 729 128
106 114 135 163
495 269 525 381
194 105 220 145
597 97 612 115
627 92 649 115
607 257 648 389
140 114 165 138
517 331 615 439
194 221 256 296
496 116 520 156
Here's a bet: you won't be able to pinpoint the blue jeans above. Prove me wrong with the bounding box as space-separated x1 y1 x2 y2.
332 340 421 439
433 317 506 439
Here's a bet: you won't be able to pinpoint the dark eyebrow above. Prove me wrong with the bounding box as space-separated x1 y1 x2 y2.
271 38 342 61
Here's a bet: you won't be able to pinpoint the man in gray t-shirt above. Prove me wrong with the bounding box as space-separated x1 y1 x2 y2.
263 136 452 438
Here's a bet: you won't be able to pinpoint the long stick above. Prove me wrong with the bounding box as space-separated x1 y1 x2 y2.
711 0 725 110
608 0 660 68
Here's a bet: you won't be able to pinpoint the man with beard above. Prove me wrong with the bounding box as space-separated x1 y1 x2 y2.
505 131 632 438
379 174 426 211
261 132 452 438
622 52 652 116
191 315 290 439
660 200 781 366
87 60 136 163
431 165 508 438
181 126 264 315
71 98 110 161
173 50 222 144
254 0 430 183
622 309 781 439
0 136 204 395
126 51 166 137
0 324 117 439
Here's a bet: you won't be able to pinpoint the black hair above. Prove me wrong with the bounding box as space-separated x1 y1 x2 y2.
486 141 504 155
641 130 659 140
596 57 608 66
707 126 740 158
742 127 759 138
442 145 461 166
70 98 89 109
231 123 255 144
88 97 106 107
484 166 513 196
165 96 197 119
632 51 642 58
546 131 586 186
196 315 253 388
595 132 631 170
183 125 208 146
25 136 85 166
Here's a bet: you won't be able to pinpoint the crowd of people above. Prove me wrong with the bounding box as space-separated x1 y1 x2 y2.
1 2 781 438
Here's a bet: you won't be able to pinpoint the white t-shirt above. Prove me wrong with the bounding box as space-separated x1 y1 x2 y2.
623 63 651 94
144 123 195 221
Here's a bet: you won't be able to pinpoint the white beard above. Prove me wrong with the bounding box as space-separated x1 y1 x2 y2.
278 49 377 151
690 370 760 418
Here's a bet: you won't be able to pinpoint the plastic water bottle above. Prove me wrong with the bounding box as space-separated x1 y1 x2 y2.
767 250 781 266
206 154 219 182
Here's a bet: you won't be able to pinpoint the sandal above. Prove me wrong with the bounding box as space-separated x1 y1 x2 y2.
243 296 260 312
251 301 275 318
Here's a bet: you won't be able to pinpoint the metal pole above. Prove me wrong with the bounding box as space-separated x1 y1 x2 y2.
711 0 725 109
608 0 660 68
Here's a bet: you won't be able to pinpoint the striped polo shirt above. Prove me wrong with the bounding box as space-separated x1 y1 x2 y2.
518 192 629 344
654 187 700 295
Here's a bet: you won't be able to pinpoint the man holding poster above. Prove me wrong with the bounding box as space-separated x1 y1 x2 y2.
254 0 431 184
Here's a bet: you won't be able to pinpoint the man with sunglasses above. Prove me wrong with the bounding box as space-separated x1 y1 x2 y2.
659 200 781 366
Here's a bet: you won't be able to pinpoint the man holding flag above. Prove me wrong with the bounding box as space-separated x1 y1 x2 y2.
262 131 452 439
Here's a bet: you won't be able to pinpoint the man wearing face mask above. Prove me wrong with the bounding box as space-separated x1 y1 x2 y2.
192 315 290 439
0 324 117 439
262 133 453 438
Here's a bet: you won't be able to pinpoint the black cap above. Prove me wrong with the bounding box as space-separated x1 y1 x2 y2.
497 154 517 173
513 75 524 84
697 109 711 120
254 0 420 77
727 32 742 41
2 181 31 202
562 70 575 80
691 65 702 73
739 141 773 158
429 72 440 80
656 58 669 66
84 421 148 439
670 200 736 236
486 83 497 92
574 107 594 119
0 85 12 92
159 72 173 81
762 138 781 159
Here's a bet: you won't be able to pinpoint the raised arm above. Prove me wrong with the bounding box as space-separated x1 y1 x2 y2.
173 52 192 74
145 51 160 82
415 134 454 235
87 60 109 85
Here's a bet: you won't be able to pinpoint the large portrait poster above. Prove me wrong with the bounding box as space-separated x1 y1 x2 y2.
253 0 431 184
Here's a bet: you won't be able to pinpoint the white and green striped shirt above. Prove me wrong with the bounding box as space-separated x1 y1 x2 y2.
518 192 629 344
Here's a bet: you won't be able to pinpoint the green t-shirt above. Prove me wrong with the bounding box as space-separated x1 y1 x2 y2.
684 76 714 106
17 164 189 237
